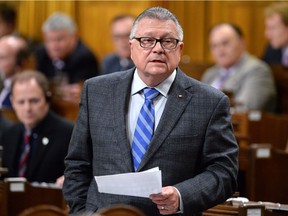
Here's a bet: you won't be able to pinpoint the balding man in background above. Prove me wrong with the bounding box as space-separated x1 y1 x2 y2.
0 35 30 109
35 12 100 102
201 22 277 113
0 3 16 38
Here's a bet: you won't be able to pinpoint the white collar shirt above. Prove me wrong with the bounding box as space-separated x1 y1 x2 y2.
127 69 176 145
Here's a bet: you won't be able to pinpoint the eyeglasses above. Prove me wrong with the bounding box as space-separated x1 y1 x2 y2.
133 37 180 50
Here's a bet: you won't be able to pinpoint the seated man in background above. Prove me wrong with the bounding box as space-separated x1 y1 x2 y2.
0 35 30 109
35 12 100 102
0 3 38 52
262 2 288 67
0 72 14 147
201 23 277 113
0 71 73 186
0 3 17 38
101 14 135 75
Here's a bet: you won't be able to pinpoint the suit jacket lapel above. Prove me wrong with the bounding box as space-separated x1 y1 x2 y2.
112 69 135 171
138 69 193 171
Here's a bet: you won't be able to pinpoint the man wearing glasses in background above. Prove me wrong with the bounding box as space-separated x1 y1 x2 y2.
63 7 238 216
101 14 135 75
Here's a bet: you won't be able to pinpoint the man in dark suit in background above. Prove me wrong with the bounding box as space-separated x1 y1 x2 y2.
0 113 13 145
0 35 30 109
0 3 17 38
101 14 135 75
35 12 100 102
0 68 13 147
262 2 288 67
1 71 73 185
63 7 238 216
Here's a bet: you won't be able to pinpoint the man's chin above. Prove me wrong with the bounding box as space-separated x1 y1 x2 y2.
270 42 283 49
147 68 167 75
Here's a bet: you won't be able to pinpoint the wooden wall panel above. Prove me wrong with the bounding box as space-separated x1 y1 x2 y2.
9 1 280 64
206 1 275 60
76 1 161 61
162 1 207 63
17 1 75 41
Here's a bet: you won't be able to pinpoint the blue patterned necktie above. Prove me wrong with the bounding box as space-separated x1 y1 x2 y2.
132 88 159 171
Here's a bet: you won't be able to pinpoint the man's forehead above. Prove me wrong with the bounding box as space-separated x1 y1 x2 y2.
14 79 38 88
136 19 177 34
210 27 239 41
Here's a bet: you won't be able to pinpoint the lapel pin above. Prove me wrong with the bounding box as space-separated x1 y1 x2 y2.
42 137 49 145
178 94 183 98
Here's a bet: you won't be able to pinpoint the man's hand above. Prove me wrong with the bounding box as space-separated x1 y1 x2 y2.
150 186 179 215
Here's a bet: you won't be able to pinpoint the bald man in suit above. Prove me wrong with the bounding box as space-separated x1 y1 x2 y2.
202 23 277 113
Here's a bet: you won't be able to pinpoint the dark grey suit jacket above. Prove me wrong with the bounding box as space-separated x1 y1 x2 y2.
63 68 238 216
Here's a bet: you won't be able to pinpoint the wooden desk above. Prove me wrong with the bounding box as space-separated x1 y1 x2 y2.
269 64 288 114
0 178 67 216
239 144 288 204
232 111 288 150
249 112 288 150
0 108 18 123
203 202 265 216
232 112 250 147
50 98 79 123
204 201 288 216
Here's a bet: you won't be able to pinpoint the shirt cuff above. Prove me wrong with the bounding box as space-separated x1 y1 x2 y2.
173 186 184 213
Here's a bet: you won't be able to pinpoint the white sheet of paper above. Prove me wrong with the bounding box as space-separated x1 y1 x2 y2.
94 167 162 198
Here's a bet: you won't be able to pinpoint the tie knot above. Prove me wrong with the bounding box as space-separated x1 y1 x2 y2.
143 88 159 100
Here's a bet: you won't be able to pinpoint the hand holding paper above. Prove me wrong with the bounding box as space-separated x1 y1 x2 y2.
95 167 162 198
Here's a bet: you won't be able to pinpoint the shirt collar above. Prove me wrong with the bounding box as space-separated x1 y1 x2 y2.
282 47 288 54
131 69 176 98
219 53 246 75
3 78 12 89
21 111 50 137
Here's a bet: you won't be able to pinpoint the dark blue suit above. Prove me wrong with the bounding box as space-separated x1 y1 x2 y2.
1 92 12 109
0 113 13 146
101 54 134 75
262 44 283 65
35 40 100 83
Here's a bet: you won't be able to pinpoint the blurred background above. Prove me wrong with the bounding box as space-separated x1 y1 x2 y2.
6 1 276 64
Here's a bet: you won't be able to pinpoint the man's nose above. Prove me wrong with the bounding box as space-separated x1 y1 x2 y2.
23 101 32 110
152 41 164 52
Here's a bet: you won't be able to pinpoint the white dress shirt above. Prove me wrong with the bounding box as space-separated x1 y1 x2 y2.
127 69 176 145
127 69 184 213
0 78 12 108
